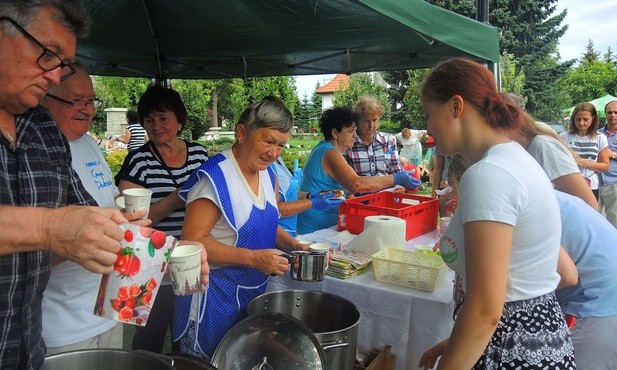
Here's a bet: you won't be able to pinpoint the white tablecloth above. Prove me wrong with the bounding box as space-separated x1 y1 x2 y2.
267 228 455 370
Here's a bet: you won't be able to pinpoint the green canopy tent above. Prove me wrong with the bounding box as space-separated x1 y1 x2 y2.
561 95 617 121
76 0 500 81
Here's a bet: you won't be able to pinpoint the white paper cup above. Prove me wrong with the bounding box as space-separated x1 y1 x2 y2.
439 216 452 236
123 188 153 219
115 196 125 210
309 242 331 270
168 244 202 296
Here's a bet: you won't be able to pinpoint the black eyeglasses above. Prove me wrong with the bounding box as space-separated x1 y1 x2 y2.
0 17 75 81
46 93 103 109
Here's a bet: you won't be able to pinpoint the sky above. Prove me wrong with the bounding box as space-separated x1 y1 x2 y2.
294 0 615 98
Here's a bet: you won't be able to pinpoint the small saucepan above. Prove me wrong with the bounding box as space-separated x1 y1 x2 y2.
282 250 327 282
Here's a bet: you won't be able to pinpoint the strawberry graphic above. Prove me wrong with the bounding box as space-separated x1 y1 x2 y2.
150 231 166 249
114 247 141 277
123 229 134 243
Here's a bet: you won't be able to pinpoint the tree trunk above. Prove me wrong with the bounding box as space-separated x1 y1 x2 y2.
211 89 219 127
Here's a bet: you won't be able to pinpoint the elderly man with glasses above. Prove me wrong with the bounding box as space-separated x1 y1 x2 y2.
0 2 139 368
599 100 617 227
40 62 125 355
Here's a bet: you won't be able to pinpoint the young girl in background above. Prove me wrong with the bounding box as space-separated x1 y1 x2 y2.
560 102 610 199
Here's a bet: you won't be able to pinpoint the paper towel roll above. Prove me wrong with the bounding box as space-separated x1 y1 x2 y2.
346 215 406 255
364 216 406 249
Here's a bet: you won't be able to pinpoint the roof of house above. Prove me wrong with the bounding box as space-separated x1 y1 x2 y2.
315 74 350 94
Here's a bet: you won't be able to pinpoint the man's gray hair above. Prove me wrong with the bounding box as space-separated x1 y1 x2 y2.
238 96 293 135
0 0 91 39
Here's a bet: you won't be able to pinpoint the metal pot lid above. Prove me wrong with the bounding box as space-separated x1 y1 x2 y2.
211 312 326 370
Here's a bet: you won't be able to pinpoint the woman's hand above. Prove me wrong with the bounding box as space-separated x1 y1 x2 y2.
252 249 290 276
418 338 449 370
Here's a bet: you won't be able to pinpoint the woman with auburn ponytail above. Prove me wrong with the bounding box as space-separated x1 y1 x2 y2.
418 58 576 370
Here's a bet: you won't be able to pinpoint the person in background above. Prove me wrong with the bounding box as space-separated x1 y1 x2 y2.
554 190 617 370
560 102 610 200
502 92 598 210
599 100 617 226
270 156 342 236
344 96 403 176
115 85 210 353
395 126 428 165
40 62 124 354
176 97 307 360
297 107 420 234
116 109 148 152
0 2 142 368
418 57 574 369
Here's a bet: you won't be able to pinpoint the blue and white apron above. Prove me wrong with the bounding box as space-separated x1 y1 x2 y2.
174 153 279 358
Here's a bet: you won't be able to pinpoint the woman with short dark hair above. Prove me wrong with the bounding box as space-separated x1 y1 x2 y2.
115 84 209 353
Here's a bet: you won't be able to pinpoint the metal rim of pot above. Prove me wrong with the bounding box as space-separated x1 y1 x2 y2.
211 312 327 370
164 352 218 370
42 348 176 370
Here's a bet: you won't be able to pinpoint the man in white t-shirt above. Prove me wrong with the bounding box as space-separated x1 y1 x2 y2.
40 62 123 354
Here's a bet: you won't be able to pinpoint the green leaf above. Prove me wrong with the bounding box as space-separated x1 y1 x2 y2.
148 241 155 257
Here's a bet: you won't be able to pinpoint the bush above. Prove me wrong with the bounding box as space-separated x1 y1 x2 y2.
104 150 128 177
201 137 234 155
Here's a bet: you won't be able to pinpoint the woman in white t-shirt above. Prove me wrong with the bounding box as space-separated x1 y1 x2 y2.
560 102 610 199
418 58 575 370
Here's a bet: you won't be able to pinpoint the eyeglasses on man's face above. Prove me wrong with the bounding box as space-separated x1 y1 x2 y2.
0 16 75 81
46 93 103 109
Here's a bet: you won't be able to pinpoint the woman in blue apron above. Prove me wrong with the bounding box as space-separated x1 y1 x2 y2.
175 97 307 360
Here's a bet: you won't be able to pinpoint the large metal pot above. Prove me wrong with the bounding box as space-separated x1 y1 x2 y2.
211 312 326 369
42 349 175 370
286 250 326 282
247 290 360 370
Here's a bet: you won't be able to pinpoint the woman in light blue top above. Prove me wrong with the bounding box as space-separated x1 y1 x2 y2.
555 190 617 370
297 107 420 234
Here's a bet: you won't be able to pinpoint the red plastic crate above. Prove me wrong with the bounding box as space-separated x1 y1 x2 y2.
338 192 439 240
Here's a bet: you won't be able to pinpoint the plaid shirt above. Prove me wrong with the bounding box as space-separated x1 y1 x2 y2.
344 131 403 176
0 106 95 370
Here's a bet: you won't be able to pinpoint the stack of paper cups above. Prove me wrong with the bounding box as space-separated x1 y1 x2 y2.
363 216 406 249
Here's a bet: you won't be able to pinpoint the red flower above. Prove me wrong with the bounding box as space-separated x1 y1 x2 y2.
124 298 137 309
117 286 130 301
118 306 134 321
110 298 123 312
145 277 157 292
129 284 142 298
141 291 153 306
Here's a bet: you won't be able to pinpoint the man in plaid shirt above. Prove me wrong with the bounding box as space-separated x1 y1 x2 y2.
0 2 139 368
344 96 403 176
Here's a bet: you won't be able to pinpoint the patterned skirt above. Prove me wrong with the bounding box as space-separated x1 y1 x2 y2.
473 292 576 369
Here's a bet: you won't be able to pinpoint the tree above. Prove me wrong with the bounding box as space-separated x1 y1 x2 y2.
581 39 601 65
500 53 525 95
295 94 321 132
172 79 212 140
604 47 615 65
428 0 571 120
92 76 150 134
401 69 431 130
333 73 389 117
559 59 617 106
